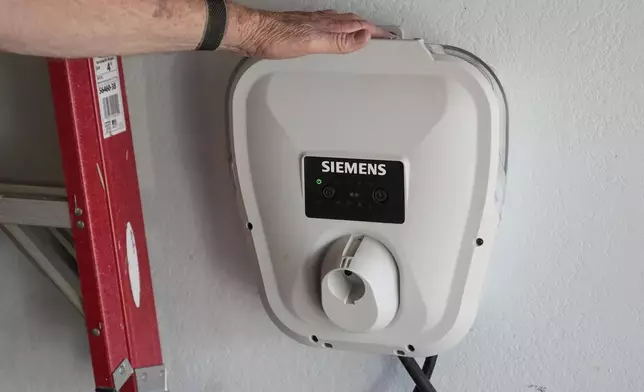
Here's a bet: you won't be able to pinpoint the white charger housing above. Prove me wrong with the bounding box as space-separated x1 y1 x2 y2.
227 39 508 357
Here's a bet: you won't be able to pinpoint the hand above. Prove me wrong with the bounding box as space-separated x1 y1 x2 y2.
220 3 393 59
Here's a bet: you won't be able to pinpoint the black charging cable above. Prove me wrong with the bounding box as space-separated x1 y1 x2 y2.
399 356 438 392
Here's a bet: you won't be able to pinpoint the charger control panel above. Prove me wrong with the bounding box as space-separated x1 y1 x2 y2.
303 156 405 224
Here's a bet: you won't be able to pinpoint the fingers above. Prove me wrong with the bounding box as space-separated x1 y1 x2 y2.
325 11 362 20
308 29 371 54
371 25 396 39
323 20 394 38
321 19 371 34
313 13 394 38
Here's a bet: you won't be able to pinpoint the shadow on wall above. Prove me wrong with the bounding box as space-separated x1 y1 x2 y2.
0 54 65 185
177 52 259 288
136 51 259 289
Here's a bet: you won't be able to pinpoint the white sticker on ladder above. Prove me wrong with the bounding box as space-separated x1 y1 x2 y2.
126 222 141 308
93 56 127 138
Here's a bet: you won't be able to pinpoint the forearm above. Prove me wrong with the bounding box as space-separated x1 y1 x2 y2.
1 1 388 59
0 0 209 57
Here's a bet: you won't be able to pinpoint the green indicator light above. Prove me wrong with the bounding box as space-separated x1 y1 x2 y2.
316 179 323 185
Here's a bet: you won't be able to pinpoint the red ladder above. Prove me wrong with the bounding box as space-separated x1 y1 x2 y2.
48 57 166 392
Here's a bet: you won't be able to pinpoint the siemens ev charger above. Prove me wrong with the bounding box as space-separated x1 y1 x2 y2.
227 38 508 358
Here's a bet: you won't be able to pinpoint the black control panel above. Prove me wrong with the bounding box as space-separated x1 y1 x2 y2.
304 156 405 224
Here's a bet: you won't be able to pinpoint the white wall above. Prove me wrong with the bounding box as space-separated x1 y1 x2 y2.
3 0 644 391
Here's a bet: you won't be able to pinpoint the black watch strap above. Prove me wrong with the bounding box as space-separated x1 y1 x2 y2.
196 0 228 51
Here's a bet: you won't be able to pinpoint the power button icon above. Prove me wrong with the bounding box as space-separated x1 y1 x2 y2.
322 186 336 199
372 188 388 203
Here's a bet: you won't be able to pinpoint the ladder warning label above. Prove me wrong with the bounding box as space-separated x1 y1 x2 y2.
93 56 127 138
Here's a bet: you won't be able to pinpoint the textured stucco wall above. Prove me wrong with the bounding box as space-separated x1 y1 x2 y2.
3 0 644 391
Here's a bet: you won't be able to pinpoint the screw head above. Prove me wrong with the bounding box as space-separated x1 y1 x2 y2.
91 328 101 337
74 207 83 216
118 366 125 375
76 221 85 229
141 372 148 381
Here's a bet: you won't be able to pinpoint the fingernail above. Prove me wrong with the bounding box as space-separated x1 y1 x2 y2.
354 29 370 44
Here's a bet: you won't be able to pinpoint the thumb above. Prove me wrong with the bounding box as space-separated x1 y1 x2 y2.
312 29 371 54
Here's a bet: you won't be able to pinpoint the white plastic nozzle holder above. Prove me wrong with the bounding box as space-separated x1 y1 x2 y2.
321 235 399 333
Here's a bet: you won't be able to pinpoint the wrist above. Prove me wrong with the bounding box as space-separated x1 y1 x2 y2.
219 2 262 54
